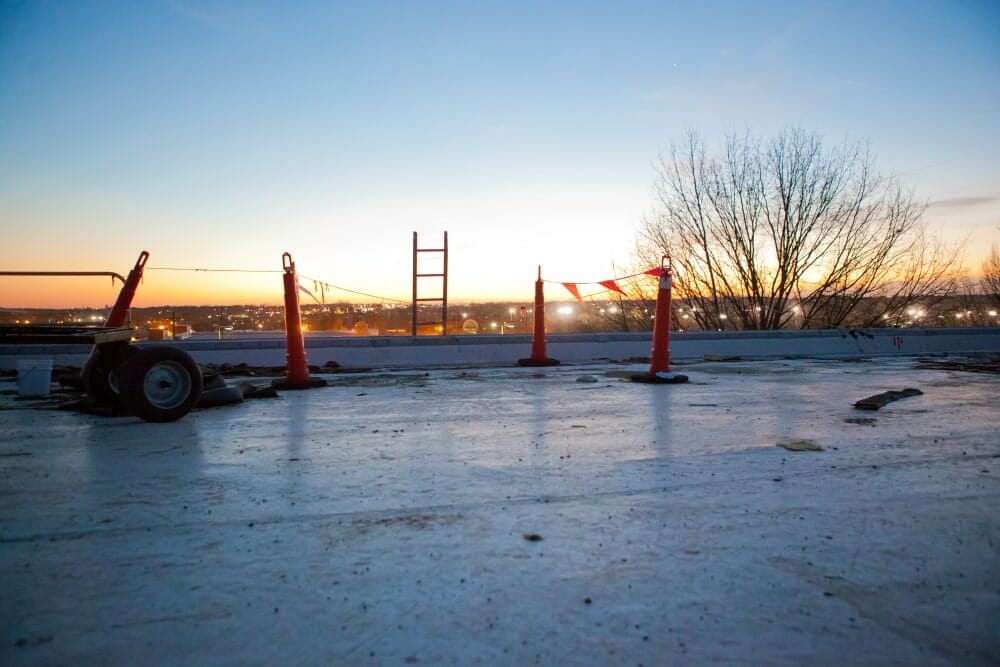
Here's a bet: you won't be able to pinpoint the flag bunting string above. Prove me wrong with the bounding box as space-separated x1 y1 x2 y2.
147 264 665 305
543 267 664 302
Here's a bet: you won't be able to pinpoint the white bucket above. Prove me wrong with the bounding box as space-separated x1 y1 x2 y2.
16 359 53 397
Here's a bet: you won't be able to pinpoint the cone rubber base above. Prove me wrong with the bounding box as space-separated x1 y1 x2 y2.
630 372 689 384
518 358 560 367
271 377 328 390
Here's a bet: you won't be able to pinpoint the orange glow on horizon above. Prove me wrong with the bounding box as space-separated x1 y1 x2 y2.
0 273 289 309
5 258 990 310
0 275 539 309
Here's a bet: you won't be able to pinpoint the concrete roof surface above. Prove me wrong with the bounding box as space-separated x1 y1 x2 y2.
1 357 998 665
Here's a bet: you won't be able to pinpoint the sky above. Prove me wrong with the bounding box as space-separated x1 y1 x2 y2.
1 0 998 308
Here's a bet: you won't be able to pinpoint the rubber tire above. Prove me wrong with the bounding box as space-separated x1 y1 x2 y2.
119 347 203 422
82 343 138 407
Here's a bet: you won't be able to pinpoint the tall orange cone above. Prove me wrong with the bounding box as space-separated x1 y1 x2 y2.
518 266 559 367
632 255 688 384
273 252 327 390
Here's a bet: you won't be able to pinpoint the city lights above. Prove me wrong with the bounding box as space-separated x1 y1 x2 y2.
3 297 999 337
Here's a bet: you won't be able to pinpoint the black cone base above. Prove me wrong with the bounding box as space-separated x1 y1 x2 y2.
272 377 328 390
630 372 689 384
518 358 561 367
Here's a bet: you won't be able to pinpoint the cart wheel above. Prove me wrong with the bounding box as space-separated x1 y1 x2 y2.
119 347 203 422
83 343 138 406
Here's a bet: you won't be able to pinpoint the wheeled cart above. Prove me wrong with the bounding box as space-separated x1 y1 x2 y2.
1 251 202 422
1 325 203 422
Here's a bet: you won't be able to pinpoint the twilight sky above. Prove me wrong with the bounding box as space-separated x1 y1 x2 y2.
1 0 998 307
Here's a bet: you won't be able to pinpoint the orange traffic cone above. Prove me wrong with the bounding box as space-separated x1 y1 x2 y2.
632 256 688 384
518 266 559 367
273 252 327 390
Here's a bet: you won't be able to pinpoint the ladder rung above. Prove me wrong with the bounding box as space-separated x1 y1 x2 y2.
415 248 446 253
415 298 444 302
416 273 445 278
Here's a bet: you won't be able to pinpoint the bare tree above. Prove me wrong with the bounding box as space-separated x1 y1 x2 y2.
641 128 963 329
577 292 653 332
983 244 1000 309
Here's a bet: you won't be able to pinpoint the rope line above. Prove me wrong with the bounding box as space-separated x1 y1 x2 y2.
146 265 407 304
148 266 282 273
145 265 653 304
540 267 659 286
570 289 612 301
297 273 408 305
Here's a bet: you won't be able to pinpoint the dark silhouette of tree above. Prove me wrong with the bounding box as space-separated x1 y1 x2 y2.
640 129 962 329
983 244 1000 309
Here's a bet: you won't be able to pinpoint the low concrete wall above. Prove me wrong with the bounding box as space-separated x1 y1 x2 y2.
2 327 998 371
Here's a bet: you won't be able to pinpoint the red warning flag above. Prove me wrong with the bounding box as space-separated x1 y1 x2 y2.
562 283 582 301
599 279 626 295
643 267 664 277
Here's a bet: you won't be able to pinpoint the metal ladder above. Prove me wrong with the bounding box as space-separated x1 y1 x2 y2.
411 231 448 335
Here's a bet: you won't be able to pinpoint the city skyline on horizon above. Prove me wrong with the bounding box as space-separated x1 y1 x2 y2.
2 1 998 308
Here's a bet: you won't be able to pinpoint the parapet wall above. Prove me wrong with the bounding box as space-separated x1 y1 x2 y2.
2 327 998 371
